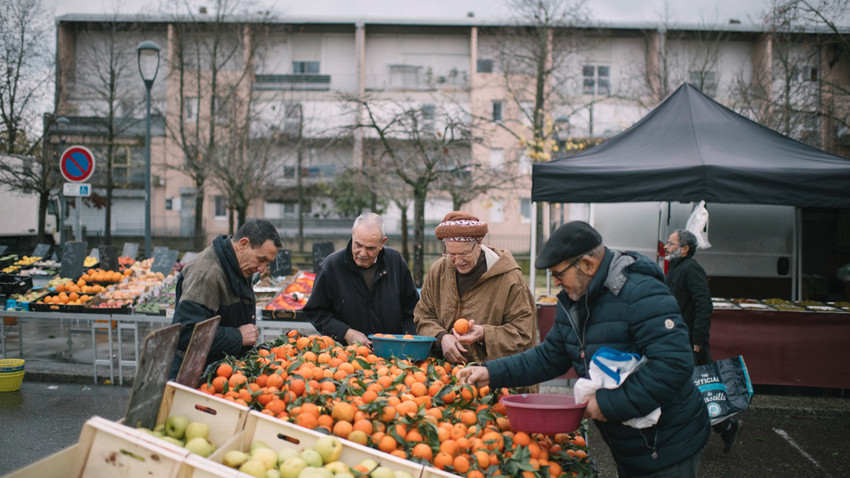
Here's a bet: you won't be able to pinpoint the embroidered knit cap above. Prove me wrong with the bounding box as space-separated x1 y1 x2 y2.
435 211 488 242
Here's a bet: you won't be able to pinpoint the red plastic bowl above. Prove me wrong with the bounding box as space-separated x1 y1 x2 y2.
499 393 587 434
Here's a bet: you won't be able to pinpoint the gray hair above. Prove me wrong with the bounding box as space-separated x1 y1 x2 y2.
674 229 698 257
353 212 386 237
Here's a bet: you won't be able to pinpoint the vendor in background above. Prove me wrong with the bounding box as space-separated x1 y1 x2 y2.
414 211 537 364
304 212 418 346
665 228 743 453
169 219 281 379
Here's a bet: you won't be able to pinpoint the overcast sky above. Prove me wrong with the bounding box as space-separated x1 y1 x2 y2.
53 0 775 25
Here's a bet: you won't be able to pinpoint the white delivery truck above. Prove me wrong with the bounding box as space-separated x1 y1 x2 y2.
0 185 59 253
564 202 795 299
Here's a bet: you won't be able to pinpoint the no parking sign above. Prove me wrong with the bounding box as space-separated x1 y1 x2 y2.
60 146 96 182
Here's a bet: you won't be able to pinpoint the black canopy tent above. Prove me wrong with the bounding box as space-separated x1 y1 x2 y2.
530 83 850 298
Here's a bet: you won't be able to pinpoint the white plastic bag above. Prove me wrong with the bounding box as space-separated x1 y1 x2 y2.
686 200 712 249
573 347 661 429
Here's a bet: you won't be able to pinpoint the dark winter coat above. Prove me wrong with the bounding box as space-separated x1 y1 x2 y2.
486 249 710 475
171 235 256 375
303 241 418 342
665 255 713 349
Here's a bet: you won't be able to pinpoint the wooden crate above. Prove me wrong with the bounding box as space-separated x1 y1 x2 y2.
211 411 425 477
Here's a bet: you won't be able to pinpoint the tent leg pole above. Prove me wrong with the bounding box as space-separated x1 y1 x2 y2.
530 202 538 298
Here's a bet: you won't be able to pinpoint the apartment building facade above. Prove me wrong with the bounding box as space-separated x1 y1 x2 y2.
51 13 849 252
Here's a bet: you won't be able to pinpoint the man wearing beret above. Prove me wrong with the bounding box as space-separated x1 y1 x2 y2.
414 211 537 364
458 221 710 477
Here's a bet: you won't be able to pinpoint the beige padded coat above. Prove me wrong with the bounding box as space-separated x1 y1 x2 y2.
414 245 538 363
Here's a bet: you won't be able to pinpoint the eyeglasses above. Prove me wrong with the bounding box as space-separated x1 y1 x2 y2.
550 255 584 281
442 244 478 261
665 241 680 247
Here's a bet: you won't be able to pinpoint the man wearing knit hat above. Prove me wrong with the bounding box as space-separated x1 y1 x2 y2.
458 221 710 478
414 211 537 364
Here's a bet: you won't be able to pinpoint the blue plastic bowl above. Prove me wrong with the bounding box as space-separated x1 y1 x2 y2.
369 334 436 361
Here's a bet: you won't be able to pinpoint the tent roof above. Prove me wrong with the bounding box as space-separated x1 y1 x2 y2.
531 83 850 208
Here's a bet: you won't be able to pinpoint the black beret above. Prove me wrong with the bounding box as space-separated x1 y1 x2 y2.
535 221 603 269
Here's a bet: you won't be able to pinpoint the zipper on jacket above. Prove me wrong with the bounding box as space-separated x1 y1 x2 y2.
558 299 590 374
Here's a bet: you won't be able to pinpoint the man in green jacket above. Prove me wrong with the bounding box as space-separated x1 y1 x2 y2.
459 221 709 477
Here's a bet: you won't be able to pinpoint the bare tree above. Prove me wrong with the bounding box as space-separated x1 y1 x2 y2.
346 96 471 286
0 0 52 155
482 0 591 252
75 14 145 244
163 0 266 249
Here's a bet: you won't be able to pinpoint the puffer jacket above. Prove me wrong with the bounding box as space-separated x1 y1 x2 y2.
486 249 709 474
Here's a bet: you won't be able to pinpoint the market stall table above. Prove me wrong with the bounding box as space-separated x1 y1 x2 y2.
709 308 850 389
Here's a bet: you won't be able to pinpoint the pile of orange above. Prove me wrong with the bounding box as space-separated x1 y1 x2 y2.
197 331 592 477
80 268 129 283
55 279 106 295
41 291 91 305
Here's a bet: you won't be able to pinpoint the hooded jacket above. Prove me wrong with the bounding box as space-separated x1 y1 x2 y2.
304 241 418 342
665 255 713 349
414 245 537 363
171 235 256 369
485 249 709 474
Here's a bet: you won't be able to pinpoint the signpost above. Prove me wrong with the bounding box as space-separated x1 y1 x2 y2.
60 146 96 242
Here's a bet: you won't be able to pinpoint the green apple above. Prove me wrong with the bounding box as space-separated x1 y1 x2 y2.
165 415 190 439
153 423 165 434
370 466 395 478
251 446 279 470
266 470 281 478
297 467 329 478
300 448 323 468
323 461 348 475
313 435 343 463
251 440 271 452
136 427 152 435
222 450 250 468
152 430 165 438
185 422 210 442
277 447 299 464
334 473 356 478
185 437 214 457
161 436 184 447
278 456 308 478
239 459 268 478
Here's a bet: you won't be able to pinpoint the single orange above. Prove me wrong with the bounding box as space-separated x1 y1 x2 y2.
453 318 470 334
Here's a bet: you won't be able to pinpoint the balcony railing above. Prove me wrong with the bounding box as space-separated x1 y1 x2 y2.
254 74 331 91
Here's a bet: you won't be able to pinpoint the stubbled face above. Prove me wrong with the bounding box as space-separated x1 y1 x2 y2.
236 238 278 278
665 232 684 260
550 257 592 302
443 241 480 275
351 225 387 268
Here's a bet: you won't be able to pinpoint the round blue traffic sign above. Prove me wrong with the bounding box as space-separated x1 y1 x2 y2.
60 146 96 182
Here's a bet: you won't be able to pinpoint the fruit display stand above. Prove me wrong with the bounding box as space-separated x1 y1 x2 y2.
179 453 254 478
5 416 190 478
213 410 428 477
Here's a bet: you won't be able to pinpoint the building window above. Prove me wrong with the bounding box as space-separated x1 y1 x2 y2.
477 59 493 73
688 71 717 96
214 196 227 218
184 97 198 122
582 65 610 95
215 96 232 124
518 151 532 175
292 61 320 74
492 101 503 122
421 104 435 132
284 103 303 138
389 64 422 89
520 198 532 223
490 149 504 171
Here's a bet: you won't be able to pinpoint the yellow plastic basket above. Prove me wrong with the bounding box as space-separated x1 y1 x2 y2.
0 359 25 392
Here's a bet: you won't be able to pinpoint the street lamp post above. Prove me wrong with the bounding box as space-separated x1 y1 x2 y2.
137 40 160 259
56 116 70 247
